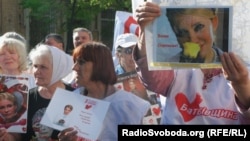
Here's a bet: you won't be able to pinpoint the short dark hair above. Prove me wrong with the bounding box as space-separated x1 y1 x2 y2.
45 33 64 46
64 104 73 111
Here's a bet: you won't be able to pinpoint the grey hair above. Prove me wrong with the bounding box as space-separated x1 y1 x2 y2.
1 31 26 45
73 27 93 40
29 44 53 67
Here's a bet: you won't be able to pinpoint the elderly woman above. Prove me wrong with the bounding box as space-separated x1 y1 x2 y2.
58 42 150 141
21 44 75 141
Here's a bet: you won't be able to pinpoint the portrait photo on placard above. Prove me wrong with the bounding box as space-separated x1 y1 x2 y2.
146 6 232 69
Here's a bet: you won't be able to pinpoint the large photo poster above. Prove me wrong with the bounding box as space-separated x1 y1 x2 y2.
0 75 29 133
146 5 232 69
138 0 250 70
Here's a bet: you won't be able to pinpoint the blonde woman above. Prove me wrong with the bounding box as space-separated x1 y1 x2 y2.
165 8 224 63
0 92 21 140
0 92 18 124
0 33 36 88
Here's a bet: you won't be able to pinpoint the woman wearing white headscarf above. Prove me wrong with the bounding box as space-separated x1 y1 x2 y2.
21 44 75 141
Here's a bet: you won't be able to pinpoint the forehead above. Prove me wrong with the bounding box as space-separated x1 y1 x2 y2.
32 55 52 66
65 107 72 110
0 98 13 105
120 45 135 49
0 45 16 52
176 15 210 27
73 31 89 39
0 99 14 105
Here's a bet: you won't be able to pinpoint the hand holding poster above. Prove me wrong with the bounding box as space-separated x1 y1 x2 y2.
145 5 232 69
128 0 250 126
40 88 110 141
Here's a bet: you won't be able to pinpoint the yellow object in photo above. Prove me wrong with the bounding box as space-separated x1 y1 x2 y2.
183 42 200 58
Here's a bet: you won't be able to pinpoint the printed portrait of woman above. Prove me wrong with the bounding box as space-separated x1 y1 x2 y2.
0 92 24 124
0 81 28 126
53 104 73 127
124 77 149 101
166 7 231 63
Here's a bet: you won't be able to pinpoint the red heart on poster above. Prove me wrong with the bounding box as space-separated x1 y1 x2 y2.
22 126 27 132
152 107 161 116
85 104 92 109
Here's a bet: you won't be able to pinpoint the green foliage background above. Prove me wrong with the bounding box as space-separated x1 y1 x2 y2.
20 0 132 52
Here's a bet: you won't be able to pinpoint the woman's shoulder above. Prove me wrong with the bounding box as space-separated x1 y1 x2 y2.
28 87 40 102
105 90 150 123
29 87 38 94
107 89 150 108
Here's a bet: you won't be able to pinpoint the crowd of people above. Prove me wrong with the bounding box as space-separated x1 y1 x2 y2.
0 1 249 141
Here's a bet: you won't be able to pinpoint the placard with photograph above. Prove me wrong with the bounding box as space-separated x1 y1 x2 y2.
115 71 149 101
40 88 110 141
132 0 250 70
115 71 163 124
0 75 29 133
145 5 232 70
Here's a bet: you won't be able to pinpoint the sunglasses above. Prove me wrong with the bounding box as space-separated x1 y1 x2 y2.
120 47 133 54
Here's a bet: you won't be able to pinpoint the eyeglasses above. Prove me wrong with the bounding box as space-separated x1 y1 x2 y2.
120 47 133 54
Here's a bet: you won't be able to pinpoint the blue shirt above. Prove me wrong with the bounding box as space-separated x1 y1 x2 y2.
115 64 126 75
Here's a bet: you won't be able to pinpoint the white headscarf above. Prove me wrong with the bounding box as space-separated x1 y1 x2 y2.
48 46 74 85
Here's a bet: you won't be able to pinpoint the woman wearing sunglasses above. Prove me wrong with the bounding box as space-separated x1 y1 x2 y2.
114 33 138 75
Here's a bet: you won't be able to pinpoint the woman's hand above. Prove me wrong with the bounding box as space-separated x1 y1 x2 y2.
0 128 8 141
135 2 161 30
220 52 248 83
58 127 78 141
135 2 161 58
0 128 21 141
221 52 250 108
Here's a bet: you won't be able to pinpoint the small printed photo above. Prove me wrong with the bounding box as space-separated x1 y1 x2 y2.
148 93 158 105
142 115 158 125
150 104 162 119
116 72 149 101
40 88 110 140
53 104 74 128
114 82 124 90
40 93 77 131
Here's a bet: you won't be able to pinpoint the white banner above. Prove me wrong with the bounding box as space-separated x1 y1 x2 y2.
112 11 139 66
